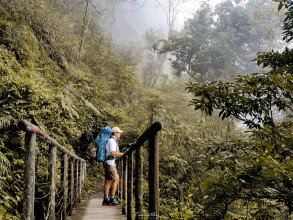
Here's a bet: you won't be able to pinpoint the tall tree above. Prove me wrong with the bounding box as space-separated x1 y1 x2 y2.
141 29 167 88
155 0 182 31
158 0 284 82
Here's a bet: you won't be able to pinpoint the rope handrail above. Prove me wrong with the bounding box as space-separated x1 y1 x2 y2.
18 120 86 220
118 121 162 220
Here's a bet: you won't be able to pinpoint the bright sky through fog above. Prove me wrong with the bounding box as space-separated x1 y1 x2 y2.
107 0 225 44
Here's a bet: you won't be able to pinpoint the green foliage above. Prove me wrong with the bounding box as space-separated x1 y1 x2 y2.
274 0 293 42
0 138 22 219
183 0 293 218
186 72 293 130
158 0 283 82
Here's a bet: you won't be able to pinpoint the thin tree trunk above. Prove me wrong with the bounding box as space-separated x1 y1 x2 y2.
77 0 92 63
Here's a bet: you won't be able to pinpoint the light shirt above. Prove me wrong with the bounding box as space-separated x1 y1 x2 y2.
106 136 119 166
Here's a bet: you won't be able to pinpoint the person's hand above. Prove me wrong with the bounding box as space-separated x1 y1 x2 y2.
123 149 129 156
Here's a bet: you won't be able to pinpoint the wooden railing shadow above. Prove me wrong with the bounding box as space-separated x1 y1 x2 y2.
18 120 86 220
118 122 162 220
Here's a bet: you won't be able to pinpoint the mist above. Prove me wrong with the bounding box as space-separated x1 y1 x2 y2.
101 0 225 44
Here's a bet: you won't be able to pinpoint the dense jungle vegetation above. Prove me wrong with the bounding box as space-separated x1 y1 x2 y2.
1 0 293 219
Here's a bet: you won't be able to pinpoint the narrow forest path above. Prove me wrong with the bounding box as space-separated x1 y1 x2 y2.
67 197 126 220
68 184 126 220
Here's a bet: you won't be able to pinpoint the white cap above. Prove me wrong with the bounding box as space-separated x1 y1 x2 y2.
112 127 123 133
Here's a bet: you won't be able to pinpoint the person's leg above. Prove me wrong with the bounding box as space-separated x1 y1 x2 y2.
110 178 119 197
109 166 120 205
102 164 112 205
104 179 111 198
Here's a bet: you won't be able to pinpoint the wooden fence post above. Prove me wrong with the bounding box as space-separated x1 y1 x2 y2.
75 160 80 204
83 162 87 185
69 158 75 215
23 132 36 220
127 152 133 219
149 133 159 219
48 145 57 220
135 146 143 220
118 160 123 199
79 161 83 202
82 162 86 191
61 153 68 220
122 156 128 215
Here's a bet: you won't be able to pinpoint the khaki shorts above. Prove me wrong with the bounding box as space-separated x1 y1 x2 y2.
104 163 119 180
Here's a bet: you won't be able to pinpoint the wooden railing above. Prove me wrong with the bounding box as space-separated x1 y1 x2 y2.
18 120 86 220
117 121 162 220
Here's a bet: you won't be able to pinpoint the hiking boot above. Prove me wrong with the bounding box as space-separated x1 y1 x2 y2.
102 198 110 206
109 197 119 206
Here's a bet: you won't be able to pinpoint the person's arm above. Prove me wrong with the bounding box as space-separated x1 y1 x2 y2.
108 138 125 158
111 151 124 157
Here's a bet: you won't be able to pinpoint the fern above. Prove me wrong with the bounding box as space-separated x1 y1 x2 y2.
0 116 13 130
0 151 10 187
59 93 80 119
83 98 102 116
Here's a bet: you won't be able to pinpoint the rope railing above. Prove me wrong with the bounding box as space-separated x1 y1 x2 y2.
18 120 86 220
118 121 162 220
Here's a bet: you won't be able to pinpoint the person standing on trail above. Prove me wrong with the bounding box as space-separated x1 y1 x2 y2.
102 127 126 206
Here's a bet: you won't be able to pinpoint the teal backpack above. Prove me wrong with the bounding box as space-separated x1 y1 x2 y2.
95 126 112 162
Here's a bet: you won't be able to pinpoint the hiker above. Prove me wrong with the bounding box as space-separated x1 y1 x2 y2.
102 126 126 206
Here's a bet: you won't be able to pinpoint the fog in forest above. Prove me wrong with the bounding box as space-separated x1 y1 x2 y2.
96 0 284 82
101 0 225 44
